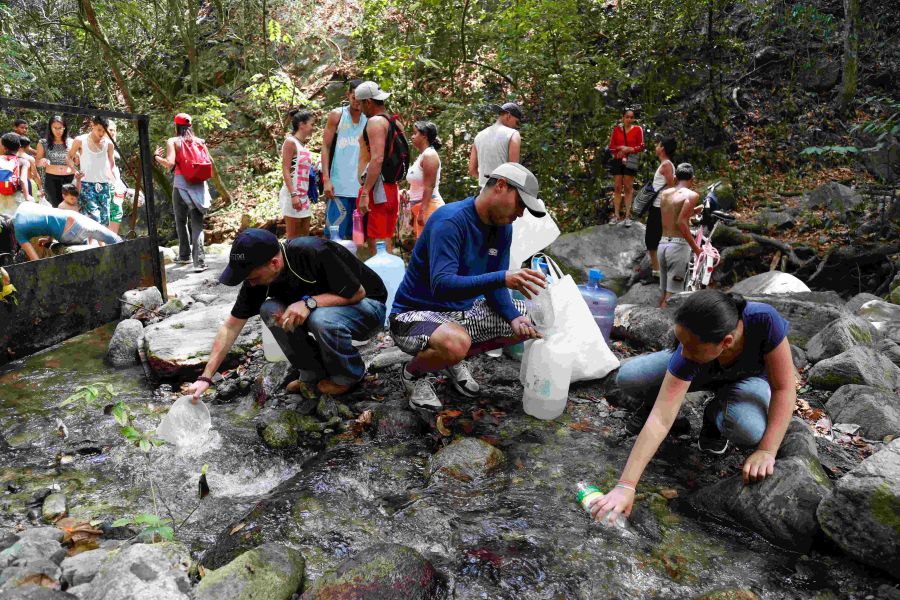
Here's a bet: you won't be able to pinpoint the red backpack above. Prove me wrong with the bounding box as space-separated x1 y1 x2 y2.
0 155 21 196
176 137 213 184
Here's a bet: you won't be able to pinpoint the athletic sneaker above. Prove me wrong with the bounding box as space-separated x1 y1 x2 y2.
608 217 619 225
625 401 691 437
401 368 442 410
624 218 633 227
444 361 480 397
175 257 191 265
193 263 208 273
698 418 730 454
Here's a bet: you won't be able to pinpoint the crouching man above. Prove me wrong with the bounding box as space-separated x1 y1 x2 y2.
390 163 546 411
188 228 387 400
13 200 122 261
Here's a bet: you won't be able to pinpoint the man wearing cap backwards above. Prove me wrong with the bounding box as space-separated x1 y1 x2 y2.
355 80 402 253
469 103 523 188
186 229 388 401
390 162 547 410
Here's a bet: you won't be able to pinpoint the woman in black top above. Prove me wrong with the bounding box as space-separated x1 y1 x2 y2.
35 116 74 208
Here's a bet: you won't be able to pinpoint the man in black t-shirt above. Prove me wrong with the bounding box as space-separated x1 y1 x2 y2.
187 228 387 399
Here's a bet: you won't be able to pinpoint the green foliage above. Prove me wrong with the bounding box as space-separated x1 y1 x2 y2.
60 384 116 409
111 401 164 452
111 513 175 541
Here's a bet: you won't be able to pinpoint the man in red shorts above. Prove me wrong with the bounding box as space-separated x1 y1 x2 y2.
355 80 407 254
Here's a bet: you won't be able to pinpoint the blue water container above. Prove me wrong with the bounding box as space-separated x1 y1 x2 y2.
577 269 617 344
364 241 405 326
329 225 357 257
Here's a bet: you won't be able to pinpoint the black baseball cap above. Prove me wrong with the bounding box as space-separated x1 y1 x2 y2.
219 228 280 286
499 102 524 121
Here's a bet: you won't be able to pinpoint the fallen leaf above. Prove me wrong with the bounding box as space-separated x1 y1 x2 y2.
659 489 679 500
18 573 58 589
436 415 452 437
569 420 601 432
230 523 246 535
437 409 462 419
198 565 206 579
68 538 100 557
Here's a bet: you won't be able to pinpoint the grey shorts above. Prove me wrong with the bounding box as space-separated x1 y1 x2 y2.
658 237 692 294
59 215 123 246
389 298 527 355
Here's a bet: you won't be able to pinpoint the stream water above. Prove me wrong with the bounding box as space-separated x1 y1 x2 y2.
0 325 892 598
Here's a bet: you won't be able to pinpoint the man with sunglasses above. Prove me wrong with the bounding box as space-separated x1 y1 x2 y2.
469 103 523 188
390 163 547 411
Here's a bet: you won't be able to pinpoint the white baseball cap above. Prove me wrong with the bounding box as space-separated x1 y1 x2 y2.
354 81 391 101
488 163 546 217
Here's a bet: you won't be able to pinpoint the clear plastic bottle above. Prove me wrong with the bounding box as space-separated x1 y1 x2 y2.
575 481 604 513
577 269 617 344
352 209 365 246
329 225 357 257
529 256 555 329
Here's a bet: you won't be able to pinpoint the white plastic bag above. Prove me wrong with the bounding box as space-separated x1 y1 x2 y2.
510 211 561 269
533 256 620 382
156 395 211 446
520 335 576 420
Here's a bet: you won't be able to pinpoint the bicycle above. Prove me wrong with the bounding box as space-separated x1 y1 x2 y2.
685 181 735 292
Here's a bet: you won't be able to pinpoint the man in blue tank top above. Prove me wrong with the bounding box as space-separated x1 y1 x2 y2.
390 163 547 411
321 80 367 241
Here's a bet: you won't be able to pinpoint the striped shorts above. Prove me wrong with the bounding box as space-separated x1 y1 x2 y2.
389 298 528 356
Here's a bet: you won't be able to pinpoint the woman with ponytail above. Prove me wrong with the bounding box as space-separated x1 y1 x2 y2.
279 109 315 239
589 290 796 525
404 121 444 239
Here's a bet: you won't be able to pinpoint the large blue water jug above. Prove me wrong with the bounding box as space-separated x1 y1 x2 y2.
577 269 617 344
365 241 405 326
329 225 357 257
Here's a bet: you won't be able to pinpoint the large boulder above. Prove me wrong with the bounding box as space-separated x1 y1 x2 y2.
808 346 900 391
798 57 841 93
83 542 192 600
612 304 674 350
106 319 143 367
856 299 900 332
548 224 646 282
427 437 505 483
889 272 900 305
60 548 108 588
120 287 163 320
825 385 900 440
845 292 882 315
618 283 661 307
817 438 900 576
729 272 810 295
0 588 78 599
877 338 900 368
805 315 878 364
689 419 830 552
300 543 437 600
143 305 261 379
195 543 305 600
861 133 900 183
259 411 325 449
802 182 863 212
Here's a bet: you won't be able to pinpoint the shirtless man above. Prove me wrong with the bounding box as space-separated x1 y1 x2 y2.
656 162 701 308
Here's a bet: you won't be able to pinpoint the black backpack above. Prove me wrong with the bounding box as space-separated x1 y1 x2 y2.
381 115 410 184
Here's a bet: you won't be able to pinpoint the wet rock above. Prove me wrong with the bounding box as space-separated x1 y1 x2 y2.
777 417 819 460
618 283 660 307
729 272 810 295
428 437 505 483
808 346 900 391
106 319 143 367
300 543 437 600
195 543 305 600
83 542 192 600
845 292 882 315
689 420 830 553
367 346 411 371
143 305 261 379
260 411 323 449
805 315 878 364
548 224 646 281
816 438 900 576
877 338 900 368
890 272 900 305
15 528 63 546
790 345 808 370
755 211 794 230
316 396 353 421
0 531 19 552
1 535 66 569
120 287 163 320
0 584 76 598
802 182 863 212
692 591 759 600
193 293 220 305
611 304 674 350
41 493 66 522
60 548 108 587
260 361 293 395
825 385 900 440
856 299 900 332
372 405 421 439
287 394 318 416
158 297 188 317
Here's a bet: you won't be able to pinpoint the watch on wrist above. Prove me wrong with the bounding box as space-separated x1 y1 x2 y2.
302 295 317 311
197 376 214 385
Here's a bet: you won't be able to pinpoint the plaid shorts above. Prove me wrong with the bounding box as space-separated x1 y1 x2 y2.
389 298 528 355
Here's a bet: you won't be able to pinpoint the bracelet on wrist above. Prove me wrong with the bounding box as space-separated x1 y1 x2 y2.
615 483 636 492
197 376 214 385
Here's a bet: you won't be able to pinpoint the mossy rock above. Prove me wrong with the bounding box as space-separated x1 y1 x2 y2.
427 437 506 483
805 315 878 364
693 590 759 600
196 543 305 600
261 411 323 448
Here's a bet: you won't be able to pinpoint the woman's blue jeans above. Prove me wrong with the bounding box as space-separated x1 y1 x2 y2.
616 350 771 446
260 298 386 385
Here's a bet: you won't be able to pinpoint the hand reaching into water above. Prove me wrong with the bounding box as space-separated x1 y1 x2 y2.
589 486 634 526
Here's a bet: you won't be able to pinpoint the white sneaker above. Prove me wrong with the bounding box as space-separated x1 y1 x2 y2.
444 361 480 397
624 218 633 227
608 217 619 226
401 368 442 410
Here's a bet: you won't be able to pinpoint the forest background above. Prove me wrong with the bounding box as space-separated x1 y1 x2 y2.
1 0 898 259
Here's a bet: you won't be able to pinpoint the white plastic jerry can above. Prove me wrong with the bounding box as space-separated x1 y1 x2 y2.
521 335 576 420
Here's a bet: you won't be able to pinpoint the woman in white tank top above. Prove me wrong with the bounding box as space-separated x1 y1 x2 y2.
404 121 444 238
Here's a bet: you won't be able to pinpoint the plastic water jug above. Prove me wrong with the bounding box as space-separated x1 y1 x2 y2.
156 396 212 446
529 256 555 329
520 336 576 420
352 209 365 246
262 323 287 362
364 240 405 326
578 269 617 344
329 225 357 257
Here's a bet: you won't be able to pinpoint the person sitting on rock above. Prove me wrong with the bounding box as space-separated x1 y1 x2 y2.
390 162 546 411
589 290 796 525
187 228 388 400
12 199 123 261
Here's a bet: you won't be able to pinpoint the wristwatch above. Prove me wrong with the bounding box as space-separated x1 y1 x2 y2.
302 295 317 311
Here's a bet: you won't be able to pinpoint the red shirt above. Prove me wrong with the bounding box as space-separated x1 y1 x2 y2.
608 125 644 159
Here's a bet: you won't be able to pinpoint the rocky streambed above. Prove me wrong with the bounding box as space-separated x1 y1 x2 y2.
1 256 899 599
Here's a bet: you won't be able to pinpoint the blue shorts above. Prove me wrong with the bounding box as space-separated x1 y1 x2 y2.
79 181 111 225
325 196 356 241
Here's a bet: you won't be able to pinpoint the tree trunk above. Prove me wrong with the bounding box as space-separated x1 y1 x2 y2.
838 0 860 112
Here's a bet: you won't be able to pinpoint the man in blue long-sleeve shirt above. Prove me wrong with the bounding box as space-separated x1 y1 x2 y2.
390 163 547 410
